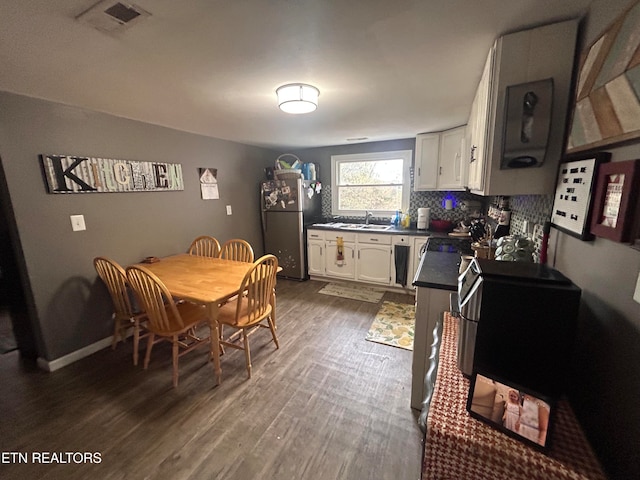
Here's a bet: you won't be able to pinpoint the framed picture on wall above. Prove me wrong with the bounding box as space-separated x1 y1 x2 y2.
551 152 610 240
590 159 640 242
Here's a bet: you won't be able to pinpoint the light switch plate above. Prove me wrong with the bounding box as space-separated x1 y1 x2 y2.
226 205 232 215
70 214 86 231
633 271 640 304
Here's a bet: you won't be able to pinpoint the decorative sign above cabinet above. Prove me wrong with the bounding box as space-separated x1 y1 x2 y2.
40 154 184 194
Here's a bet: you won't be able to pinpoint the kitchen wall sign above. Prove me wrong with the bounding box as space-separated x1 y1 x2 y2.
589 159 640 242
550 152 610 240
566 0 640 154
40 154 184 193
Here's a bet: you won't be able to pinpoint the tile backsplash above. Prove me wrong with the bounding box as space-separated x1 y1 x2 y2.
320 169 555 261
495 194 554 260
321 168 488 224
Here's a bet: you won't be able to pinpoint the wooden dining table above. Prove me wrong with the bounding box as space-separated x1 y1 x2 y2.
135 253 255 385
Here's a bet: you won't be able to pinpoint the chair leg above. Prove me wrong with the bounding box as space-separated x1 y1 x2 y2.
133 322 140 366
143 333 155 370
172 335 179 388
270 291 277 329
243 329 252 379
267 317 280 349
112 318 121 350
219 325 225 355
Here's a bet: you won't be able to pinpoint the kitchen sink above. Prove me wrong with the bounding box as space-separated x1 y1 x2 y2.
358 224 392 230
311 222 392 231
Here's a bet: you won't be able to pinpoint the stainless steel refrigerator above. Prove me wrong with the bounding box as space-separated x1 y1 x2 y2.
261 178 322 280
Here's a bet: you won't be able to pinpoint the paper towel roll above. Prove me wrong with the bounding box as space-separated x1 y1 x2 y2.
417 208 430 230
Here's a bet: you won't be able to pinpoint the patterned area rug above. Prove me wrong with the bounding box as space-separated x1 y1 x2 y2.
318 282 385 303
365 301 415 351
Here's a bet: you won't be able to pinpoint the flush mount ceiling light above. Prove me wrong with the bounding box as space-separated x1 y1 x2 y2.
276 83 319 114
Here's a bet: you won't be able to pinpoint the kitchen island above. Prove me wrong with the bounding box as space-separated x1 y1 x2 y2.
410 250 460 410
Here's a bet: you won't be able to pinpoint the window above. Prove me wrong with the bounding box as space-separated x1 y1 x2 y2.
331 150 411 217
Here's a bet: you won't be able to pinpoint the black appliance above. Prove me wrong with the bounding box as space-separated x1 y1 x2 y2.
456 258 581 398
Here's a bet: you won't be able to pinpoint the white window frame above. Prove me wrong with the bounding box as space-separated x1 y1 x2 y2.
330 150 412 217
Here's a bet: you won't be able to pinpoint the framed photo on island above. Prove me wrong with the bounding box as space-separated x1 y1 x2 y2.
467 372 555 451
550 152 610 240
589 159 640 243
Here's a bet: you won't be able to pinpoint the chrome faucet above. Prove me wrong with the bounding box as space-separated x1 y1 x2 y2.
365 211 373 224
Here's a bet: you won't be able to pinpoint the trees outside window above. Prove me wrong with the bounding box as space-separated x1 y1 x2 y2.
331 150 411 217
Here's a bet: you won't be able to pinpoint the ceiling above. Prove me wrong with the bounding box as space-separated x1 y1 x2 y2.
0 0 594 150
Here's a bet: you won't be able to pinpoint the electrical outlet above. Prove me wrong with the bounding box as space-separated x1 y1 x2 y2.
226 205 232 215
633 271 640 304
70 214 86 231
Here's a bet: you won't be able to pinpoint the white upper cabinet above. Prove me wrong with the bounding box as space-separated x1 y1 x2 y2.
466 19 578 196
414 125 467 191
467 48 494 192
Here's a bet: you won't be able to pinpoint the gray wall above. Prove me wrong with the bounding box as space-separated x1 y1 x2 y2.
547 1 640 478
0 92 275 361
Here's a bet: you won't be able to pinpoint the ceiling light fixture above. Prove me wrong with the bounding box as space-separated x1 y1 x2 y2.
276 83 319 114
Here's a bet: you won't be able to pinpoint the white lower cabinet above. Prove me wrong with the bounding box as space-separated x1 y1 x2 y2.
323 231 356 279
356 240 392 285
307 239 325 275
307 230 325 276
308 229 426 290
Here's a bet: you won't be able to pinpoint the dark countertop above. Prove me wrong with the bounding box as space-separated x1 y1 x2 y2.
412 251 460 291
308 223 455 237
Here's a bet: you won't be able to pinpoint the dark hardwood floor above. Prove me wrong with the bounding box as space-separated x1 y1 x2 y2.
0 279 423 480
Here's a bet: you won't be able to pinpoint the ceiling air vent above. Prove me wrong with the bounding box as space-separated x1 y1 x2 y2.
76 1 151 33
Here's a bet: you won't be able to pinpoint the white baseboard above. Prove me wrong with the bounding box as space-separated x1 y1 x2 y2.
37 336 114 372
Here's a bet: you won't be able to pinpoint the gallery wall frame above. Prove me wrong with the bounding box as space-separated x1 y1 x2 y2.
551 152 611 240
566 0 640 154
590 159 640 242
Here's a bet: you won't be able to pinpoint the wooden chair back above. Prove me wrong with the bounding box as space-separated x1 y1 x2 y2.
233 254 277 325
220 239 254 263
93 257 135 318
188 235 221 257
126 265 185 334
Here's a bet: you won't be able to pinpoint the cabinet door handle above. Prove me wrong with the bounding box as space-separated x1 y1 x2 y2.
370 238 378 242
470 145 477 163
358 251 360 259
439 166 442 175
320 247 322 255
418 167 421 176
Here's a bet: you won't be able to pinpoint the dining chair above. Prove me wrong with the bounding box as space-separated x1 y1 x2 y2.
126 265 211 387
93 257 148 366
188 235 221 257
219 239 254 263
218 254 279 379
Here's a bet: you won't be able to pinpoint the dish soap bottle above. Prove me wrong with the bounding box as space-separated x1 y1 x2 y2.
392 210 401 227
